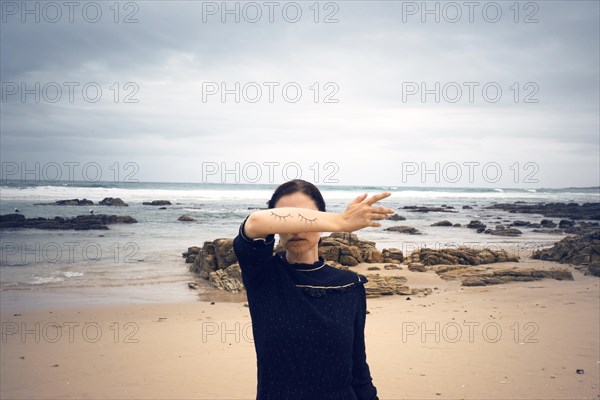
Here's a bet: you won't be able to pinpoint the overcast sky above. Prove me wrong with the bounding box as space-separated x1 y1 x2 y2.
1 0 598 188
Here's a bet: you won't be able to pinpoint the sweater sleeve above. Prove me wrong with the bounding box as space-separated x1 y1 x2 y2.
351 282 379 400
232 215 276 286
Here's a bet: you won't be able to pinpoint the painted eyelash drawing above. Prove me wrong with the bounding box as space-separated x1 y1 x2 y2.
270 211 292 221
297 213 317 226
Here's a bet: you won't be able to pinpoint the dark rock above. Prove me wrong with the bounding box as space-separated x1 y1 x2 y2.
532 231 600 276
540 219 557 228
488 225 522 237
34 198 94 206
143 200 172 206
387 213 406 221
532 229 563 234
512 220 531 227
182 246 201 259
57 198 93 206
0 213 25 228
0 213 137 230
559 219 575 228
178 214 196 222
563 221 600 235
384 226 421 235
453 223 461 227
402 206 457 213
431 220 453 227
587 263 600 277
467 220 486 230
99 197 128 206
462 205 473 209
484 202 600 220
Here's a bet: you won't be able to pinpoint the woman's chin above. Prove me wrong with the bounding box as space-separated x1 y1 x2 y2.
285 245 304 254
285 244 312 257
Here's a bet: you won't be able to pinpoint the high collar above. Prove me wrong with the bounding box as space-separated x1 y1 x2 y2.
277 251 326 271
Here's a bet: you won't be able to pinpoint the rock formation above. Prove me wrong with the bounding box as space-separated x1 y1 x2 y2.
0 213 137 230
405 247 518 267
143 200 172 206
33 198 94 206
384 226 421 235
434 264 574 286
532 231 600 276
99 197 128 206
484 202 600 220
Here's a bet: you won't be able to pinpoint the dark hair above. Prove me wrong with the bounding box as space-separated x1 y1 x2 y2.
267 179 326 212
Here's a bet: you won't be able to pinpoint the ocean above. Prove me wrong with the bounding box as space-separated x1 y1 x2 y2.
1 181 598 308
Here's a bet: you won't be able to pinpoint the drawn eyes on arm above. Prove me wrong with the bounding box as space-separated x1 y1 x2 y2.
297 213 318 226
268 210 319 228
270 211 292 221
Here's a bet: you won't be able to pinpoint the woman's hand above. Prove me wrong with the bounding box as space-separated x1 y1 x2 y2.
338 192 395 232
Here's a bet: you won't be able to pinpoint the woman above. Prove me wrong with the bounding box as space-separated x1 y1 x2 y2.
233 179 394 400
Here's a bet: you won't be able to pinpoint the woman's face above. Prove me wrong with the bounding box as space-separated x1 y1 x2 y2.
274 191 322 258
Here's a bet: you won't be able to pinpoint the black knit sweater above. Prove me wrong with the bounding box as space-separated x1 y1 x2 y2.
233 216 379 400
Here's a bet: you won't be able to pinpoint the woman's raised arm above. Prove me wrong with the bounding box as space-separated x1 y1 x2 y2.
244 192 395 239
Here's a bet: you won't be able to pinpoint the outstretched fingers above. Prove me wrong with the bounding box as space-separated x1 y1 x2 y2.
365 192 392 205
373 204 395 212
351 193 368 204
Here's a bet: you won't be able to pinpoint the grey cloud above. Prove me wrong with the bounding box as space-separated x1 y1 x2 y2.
1 0 598 187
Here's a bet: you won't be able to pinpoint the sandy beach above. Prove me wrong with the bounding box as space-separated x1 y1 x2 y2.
1 258 598 400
